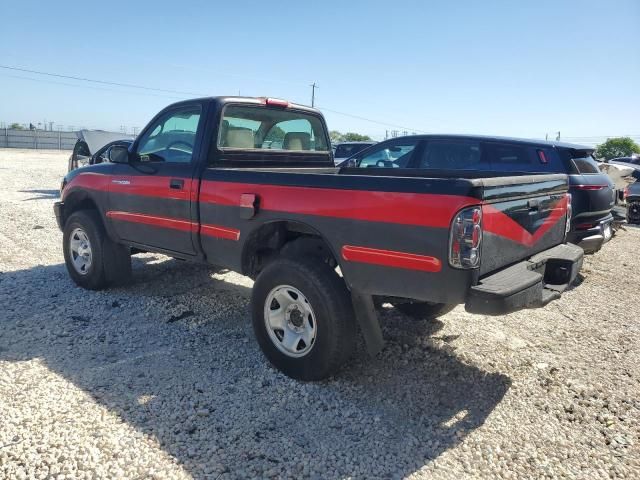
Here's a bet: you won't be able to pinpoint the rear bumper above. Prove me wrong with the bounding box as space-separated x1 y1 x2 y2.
54 201 65 230
567 213 614 254
465 243 583 315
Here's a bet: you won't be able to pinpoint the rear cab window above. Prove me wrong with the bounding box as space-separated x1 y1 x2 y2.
218 105 330 152
568 151 601 174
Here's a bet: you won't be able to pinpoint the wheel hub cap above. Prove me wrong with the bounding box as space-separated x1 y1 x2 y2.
264 285 317 358
69 228 93 275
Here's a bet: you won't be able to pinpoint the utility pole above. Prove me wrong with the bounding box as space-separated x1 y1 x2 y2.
310 82 318 107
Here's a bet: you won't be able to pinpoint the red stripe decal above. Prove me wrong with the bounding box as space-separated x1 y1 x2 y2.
106 211 195 232
109 176 193 200
63 174 192 201
482 196 567 247
200 180 478 229
106 211 240 241
200 224 241 241
64 173 479 229
62 172 111 201
341 245 442 272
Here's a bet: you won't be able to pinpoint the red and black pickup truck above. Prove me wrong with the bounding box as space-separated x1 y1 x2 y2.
54 96 583 380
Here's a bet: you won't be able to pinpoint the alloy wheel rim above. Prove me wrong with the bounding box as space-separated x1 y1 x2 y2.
69 227 93 275
264 285 317 358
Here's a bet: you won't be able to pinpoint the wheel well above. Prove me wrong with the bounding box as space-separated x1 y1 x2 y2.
62 193 101 228
241 221 339 278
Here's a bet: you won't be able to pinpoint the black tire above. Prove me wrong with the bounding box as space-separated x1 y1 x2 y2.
393 301 456 320
628 201 640 224
63 210 131 290
251 258 356 381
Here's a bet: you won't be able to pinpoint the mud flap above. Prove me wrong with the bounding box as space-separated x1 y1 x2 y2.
351 290 384 356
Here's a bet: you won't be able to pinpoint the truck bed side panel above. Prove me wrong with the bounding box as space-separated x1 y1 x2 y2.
198 169 482 303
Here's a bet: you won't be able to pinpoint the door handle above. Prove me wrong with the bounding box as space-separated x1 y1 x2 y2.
169 179 184 190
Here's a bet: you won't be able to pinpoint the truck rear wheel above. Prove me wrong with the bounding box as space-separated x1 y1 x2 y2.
63 210 131 290
628 201 640 224
251 258 356 381
393 301 456 320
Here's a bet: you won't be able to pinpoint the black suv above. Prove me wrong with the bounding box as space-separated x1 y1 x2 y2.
342 135 615 253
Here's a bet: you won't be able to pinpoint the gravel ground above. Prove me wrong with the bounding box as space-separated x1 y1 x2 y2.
0 148 638 479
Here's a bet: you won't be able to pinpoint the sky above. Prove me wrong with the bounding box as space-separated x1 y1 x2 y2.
1 0 639 142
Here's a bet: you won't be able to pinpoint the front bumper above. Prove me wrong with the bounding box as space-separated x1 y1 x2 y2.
54 201 64 230
465 243 583 315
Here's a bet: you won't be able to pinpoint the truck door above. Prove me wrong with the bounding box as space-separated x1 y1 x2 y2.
107 104 203 255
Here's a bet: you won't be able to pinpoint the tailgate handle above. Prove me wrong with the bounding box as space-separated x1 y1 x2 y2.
527 199 540 211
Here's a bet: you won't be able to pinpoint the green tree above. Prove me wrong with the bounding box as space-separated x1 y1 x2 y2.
264 125 286 145
342 132 372 142
9 123 24 130
330 130 372 143
595 137 640 160
329 130 344 143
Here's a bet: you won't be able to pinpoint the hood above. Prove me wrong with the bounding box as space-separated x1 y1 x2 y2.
76 130 135 155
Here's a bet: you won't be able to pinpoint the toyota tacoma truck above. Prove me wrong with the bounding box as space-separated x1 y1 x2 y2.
54 96 583 380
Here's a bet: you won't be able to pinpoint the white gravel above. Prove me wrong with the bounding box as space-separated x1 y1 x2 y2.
0 148 639 479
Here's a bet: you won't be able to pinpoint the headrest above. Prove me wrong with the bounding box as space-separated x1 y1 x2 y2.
283 132 311 151
225 128 254 148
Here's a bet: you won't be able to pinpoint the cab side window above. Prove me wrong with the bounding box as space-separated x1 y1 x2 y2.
484 143 534 172
356 140 418 168
419 141 484 170
136 106 202 163
483 143 565 173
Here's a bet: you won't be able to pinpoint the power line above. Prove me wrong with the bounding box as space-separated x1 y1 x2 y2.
0 64 208 97
0 72 187 100
317 106 429 134
1 63 432 133
562 135 640 140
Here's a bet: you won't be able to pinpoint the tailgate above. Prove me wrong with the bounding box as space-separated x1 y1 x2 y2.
479 174 569 275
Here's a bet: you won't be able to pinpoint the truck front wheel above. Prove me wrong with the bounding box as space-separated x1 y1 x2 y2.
63 210 131 290
251 258 356 381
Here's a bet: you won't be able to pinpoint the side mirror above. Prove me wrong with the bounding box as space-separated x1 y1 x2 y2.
109 145 130 164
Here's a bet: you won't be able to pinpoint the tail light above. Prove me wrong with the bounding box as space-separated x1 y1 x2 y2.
449 206 482 269
623 187 628 201
565 193 572 235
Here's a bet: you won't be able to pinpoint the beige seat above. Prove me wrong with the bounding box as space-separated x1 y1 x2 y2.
283 132 311 150
225 128 254 148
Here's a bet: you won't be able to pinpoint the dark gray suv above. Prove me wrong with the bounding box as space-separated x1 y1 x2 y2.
343 135 615 253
